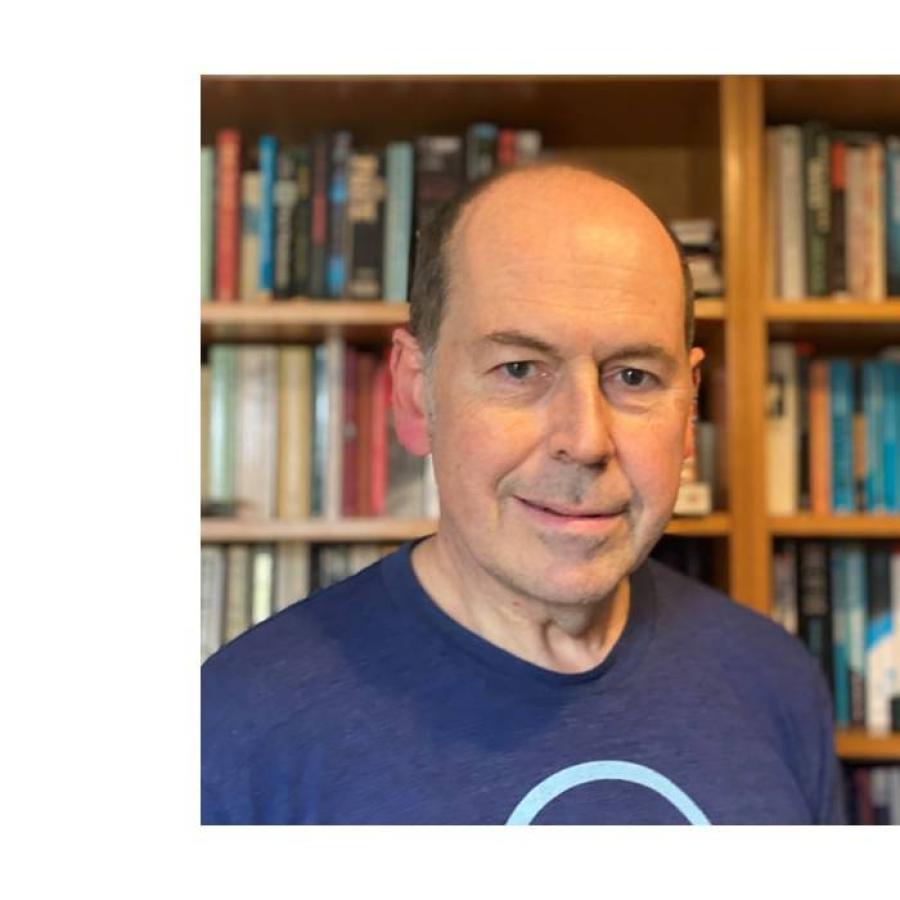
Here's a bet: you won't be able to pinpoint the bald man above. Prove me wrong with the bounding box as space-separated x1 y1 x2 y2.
202 164 844 825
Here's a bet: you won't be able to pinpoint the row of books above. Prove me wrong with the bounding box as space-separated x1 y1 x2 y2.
200 125 542 304
771 539 900 734
201 341 439 520
843 765 900 825
201 541 401 660
767 124 900 299
669 219 725 297
766 343 900 514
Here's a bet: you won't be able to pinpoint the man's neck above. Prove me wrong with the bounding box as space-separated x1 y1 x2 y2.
410 534 631 675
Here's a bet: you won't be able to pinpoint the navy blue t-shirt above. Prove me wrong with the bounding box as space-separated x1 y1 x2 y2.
201 541 845 824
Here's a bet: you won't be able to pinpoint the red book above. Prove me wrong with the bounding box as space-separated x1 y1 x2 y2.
497 129 517 168
342 347 359 517
214 129 241 302
369 349 391 516
355 351 376 517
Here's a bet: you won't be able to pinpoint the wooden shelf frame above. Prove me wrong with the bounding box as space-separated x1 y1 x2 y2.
769 515 900 538
835 730 900 761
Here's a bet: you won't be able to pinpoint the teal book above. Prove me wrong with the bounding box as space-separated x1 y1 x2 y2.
201 147 216 302
829 359 855 512
884 359 900 511
383 142 414 302
845 541 867 728
829 543 851 728
258 135 279 297
862 360 885 512
311 344 328 516
208 345 238 507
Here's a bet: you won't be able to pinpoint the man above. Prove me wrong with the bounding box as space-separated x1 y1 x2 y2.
202 163 844 824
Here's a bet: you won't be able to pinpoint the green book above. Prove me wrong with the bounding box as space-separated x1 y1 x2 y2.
208 345 237 506
201 147 216 302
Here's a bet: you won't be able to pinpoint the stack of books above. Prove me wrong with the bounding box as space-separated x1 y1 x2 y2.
843 765 900 824
670 218 725 297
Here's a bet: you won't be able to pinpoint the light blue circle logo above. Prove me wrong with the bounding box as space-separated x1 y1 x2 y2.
506 760 710 825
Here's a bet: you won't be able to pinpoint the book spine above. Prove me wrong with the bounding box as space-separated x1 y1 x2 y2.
864 141 886 300
273 149 299 298
497 128 517 167
891 545 900 724
257 135 278 299
466 123 498 183
766 342 799 513
772 540 799 634
201 545 226 661
846 144 867 298
865 545 894 734
327 130 353 298
830 359 856 512
214 129 241 302
862 360 885 512
309 134 330 298
370 350 391 516
311 344 328 516
355 351 376 517
383 142 414 302
414 135 465 236
342 346 359 516
325 335 345 518
239 172 261 302
208 345 237 505
777 126 806 299
796 344 813 509
224 543 250 643
803 123 830 297
291 145 312 297
250 544 275 626
845 542 868 727
887 136 900 296
766 129 781 299
809 358 832 513
883 360 899 511
852 362 867 511
346 150 386 299
277 346 313 518
830 543 851 727
515 129 543 162
275 543 310 612
828 138 848 296
201 147 216 302
201 363 210 502
798 540 833 686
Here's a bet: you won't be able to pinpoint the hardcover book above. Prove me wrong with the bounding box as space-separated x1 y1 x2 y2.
257 135 279 299
766 343 799 514
201 545 226 661
309 133 330 298
273 148 299 298
201 146 215 302
382 142 415 303
803 122 830 297
239 172 261 302
277 346 313 518
326 130 353 298
214 129 241 302
291 145 312 297
224 543 251 643
346 150 386 299
208 345 238 507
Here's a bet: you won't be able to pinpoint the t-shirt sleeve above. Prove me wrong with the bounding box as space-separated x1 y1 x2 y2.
810 667 846 825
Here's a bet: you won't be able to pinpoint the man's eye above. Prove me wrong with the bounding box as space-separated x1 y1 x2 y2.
619 368 650 387
502 361 534 380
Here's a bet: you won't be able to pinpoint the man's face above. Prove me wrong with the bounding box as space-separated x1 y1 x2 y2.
420 172 703 608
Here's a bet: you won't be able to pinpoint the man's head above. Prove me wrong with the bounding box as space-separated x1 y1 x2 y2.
391 163 704 608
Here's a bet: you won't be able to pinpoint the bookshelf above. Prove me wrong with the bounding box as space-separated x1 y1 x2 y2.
201 75 900 762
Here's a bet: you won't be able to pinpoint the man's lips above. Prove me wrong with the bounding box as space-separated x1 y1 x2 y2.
516 497 628 519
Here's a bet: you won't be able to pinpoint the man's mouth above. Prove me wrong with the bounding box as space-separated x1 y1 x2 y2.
516 497 628 519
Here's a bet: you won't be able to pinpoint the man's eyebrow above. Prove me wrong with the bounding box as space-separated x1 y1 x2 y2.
478 330 558 355
477 333 679 368
601 343 679 368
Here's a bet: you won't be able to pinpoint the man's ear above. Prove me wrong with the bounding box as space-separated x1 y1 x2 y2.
390 327 432 457
683 346 705 460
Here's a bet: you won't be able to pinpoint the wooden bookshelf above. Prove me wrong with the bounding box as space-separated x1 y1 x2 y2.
766 300 900 321
836 730 900 762
769 515 900 538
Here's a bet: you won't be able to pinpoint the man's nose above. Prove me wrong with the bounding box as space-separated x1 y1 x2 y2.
547 370 615 467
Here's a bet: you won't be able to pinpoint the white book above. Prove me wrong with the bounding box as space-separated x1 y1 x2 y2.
275 542 311 611
224 543 250 643
236 346 279 518
201 545 226 662
251 544 275 625
324 334 345 519
776 126 806 299
349 543 381 575
766 343 799 514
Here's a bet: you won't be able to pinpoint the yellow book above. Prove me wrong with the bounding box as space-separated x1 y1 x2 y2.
277 346 313 518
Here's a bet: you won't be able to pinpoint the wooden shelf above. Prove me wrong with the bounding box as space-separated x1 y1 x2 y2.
835 729 900 761
201 513 732 543
201 297 726 344
769 515 900 538
766 301 900 346
766 300 900 321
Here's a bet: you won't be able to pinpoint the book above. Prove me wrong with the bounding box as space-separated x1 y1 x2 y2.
235 346 279 518
201 146 215 302
829 359 856 512
497 129 517 167
892 545 900 723
387 408 425 517
845 541 867 728
277 346 313 518
201 363 210 503
208 345 238 507
828 137 848 297
862 360 886 511
355 351 376 517
830 543 851 727
326 130 352 298
803 122 830 297
214 129 241 302
309 133 330 298
865 140 886 300
201 545 226 661
311 344 328 516
370 350 391 516
239 172 261 302
273 148 299 298
808 358 832 513
766 343 799 513
258 135 278 299
346 150 386 299
773 126 806 299
766 129 781 298
382 142 415 303
342 346 359 516
865 544 894 735
852 360 867 511
250 543 275 625
325 335 345 518
772 540 798 635
515 130 543 162
414 135 464 236
291 145 312 297
466 123 498 183
275 542 310 612
224 543 251 643
887 136 900 296
796 343 813 510
882 358 900 511
797 541 832 686
845 140 868 299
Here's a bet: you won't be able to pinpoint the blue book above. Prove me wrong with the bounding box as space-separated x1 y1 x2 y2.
326 131 352 298
258 135 279 297
887 136 900 296
862 361 885 511
830 543 850 728
383 142 414 303
844 541 867 727
884 359 900 512
829 359 856 512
